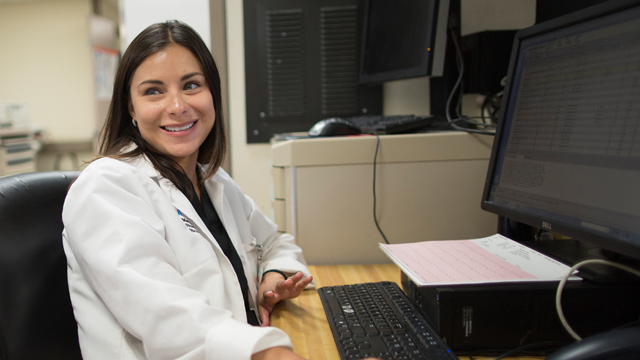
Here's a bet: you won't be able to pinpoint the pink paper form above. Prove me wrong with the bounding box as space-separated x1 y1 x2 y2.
380 235 577 286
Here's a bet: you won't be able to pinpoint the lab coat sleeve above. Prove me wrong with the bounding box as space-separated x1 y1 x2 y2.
63 159 291 360
217 170 314 283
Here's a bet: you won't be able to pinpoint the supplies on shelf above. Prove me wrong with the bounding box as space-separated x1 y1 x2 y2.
0 103 37 176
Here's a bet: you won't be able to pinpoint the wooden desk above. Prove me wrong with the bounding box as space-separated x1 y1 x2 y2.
271 264 539 360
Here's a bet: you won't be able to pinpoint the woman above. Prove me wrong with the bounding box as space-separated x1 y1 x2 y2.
62 20 313 360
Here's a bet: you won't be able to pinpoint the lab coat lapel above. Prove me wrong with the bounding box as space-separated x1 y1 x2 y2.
154 169 253 323
162 178 209 236
204 178 260 319
205 180 242 253
122 155 252 322
127 156 221 252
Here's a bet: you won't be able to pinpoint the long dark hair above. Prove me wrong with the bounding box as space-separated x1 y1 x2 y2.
99 20 226 196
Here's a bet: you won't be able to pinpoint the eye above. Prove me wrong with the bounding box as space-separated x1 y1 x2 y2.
184 81 200 91
144 87 161 96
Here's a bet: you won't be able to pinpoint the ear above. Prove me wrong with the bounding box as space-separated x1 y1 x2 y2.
128 101 136 121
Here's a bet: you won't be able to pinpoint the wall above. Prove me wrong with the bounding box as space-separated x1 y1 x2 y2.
226 1 277 216
0 0 95 143
226 0 536 218
0 0 536 217
118 0 211 54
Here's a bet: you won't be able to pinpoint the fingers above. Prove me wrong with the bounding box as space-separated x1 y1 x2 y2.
273 272 303 291
273 273 313 299
257 272 314 327
296 274 314 289
258 305 271 327
262 290 276 301
260 272 314 308
288 274 313 295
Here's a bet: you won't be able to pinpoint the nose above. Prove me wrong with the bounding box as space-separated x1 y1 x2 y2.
168 90 189 117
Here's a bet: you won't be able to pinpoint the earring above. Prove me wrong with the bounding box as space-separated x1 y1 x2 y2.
132 119 138 127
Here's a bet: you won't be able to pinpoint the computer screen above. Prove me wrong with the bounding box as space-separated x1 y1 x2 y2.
481 0 640 265
358 0 450 84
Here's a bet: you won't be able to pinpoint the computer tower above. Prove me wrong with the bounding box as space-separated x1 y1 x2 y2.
401 272 640 353
461 30 516 95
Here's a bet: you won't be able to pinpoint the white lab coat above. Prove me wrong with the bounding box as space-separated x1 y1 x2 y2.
62 155 313 360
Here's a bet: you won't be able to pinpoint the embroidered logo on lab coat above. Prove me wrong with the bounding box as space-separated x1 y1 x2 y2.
177 209 198 233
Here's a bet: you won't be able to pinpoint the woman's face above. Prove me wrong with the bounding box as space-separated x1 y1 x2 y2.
128 44 215 170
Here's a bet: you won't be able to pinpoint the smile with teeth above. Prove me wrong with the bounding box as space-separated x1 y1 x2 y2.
162 121 196 132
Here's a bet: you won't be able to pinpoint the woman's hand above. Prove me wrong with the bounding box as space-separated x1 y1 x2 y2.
257 271 313 326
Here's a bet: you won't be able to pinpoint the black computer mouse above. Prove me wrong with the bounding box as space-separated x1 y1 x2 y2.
308 118 362 137
546 326 640 360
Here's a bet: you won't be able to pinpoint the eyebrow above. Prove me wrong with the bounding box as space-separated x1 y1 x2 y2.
136 72 205 87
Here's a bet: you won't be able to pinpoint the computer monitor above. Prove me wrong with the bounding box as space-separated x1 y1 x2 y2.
481 0 640 279
358 0 450 84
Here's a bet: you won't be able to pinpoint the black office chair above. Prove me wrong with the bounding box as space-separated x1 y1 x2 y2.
0 171 83 360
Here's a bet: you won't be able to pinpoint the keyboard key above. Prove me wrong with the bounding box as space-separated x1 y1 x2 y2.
319 282 457 360
346 114 442 134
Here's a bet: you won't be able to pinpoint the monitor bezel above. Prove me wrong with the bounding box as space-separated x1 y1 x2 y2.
357 0 448 84
480 0 640 262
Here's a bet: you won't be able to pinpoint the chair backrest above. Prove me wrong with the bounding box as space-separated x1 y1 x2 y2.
0 171 83 360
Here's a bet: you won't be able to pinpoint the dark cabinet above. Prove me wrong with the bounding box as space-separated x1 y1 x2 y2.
243 0 382 143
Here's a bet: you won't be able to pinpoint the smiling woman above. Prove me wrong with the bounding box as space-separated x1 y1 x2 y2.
61 20 314 360
99 20 227 199
128 44 216 193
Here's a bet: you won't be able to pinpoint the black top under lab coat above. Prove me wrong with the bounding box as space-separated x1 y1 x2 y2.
187 184 260 326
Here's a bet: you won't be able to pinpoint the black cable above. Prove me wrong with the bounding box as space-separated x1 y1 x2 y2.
372 132 390 244
481 94 494 124
445 26 496 136
450 116 497 128
481 90 504 125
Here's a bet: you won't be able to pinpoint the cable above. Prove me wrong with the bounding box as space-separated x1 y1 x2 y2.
444 26 464 124
450 116 497 128
372 132 389 244
555 259 640 341
444 26 496 136
481 90 503 124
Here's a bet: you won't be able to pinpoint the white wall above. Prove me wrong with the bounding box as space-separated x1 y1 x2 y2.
225 0 537 218
119 0 211 53
225 1 277 217
0 0 94 143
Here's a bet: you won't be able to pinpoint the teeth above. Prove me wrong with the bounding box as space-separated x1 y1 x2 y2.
164 122 195 132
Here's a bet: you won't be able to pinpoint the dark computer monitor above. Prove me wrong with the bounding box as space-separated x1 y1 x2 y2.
481 0 640 279
358 0 450 84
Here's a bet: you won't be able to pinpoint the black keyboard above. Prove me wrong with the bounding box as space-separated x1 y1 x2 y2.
318 282 457 360
346 114 440 134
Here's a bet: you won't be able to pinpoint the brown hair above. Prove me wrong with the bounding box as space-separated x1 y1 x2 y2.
99 20 226 196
